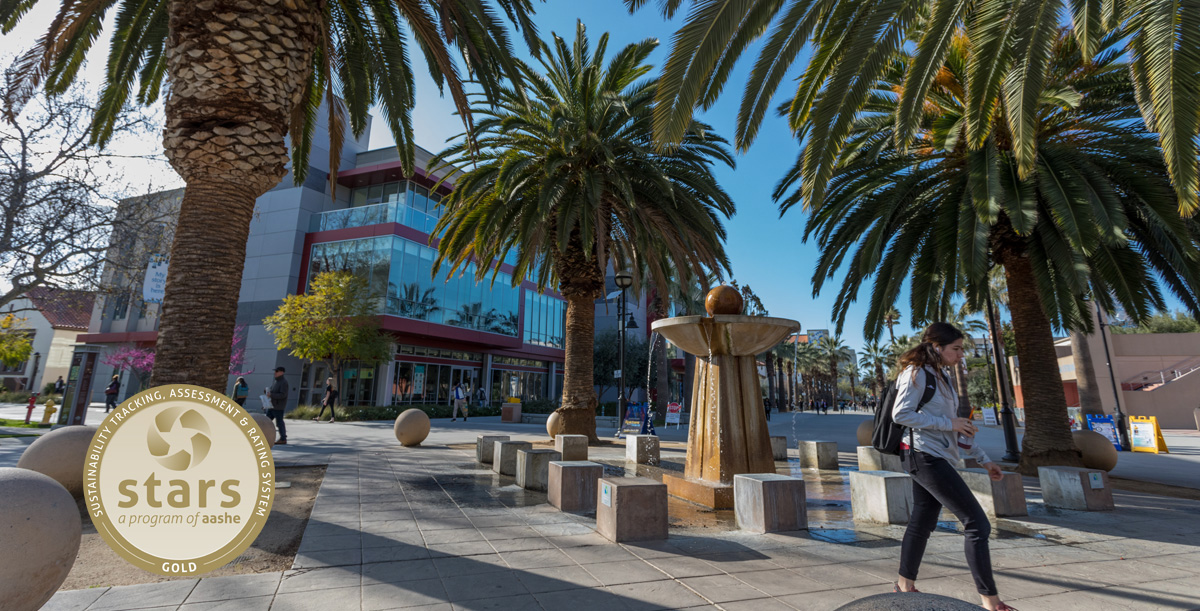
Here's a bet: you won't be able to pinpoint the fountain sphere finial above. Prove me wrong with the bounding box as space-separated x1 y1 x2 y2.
705 285 743 316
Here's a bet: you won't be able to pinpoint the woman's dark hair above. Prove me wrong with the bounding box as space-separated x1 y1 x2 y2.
898 322 965 373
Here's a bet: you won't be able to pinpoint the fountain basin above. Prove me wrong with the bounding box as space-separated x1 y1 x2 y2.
651 315 800 356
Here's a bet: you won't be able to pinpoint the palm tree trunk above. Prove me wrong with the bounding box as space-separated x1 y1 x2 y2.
764 351 776 411
786 361 794 411
151 0 321 389
1001 252 1083 474
953 363 971 418
776 356 786 410
1071 302 1103 414
553 232 604 442
653 296 670 412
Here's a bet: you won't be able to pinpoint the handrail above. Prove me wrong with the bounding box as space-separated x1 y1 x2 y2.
1121 357 1200 391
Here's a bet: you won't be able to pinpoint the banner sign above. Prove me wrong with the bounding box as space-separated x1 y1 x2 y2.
1067 407 1085 431
982 408 998 426
142 254 168 304
1130 415 1170 454
1086 414 1122 450
665 402 682 425
617 402 646 438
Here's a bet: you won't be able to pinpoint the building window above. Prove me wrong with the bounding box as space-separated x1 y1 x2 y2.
111 293 129 320
523 292 566 348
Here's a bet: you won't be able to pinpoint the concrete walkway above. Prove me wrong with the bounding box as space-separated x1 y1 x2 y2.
36 416 1200 611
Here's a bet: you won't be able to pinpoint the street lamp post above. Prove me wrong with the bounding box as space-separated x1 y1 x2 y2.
28 351 42 394
614 272 633 426
1096 306 1132 450
985 292 1021 462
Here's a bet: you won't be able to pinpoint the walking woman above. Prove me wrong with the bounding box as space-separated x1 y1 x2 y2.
104 374 120 413
313 377 338 422
232 377 249 406
892 322 1015 611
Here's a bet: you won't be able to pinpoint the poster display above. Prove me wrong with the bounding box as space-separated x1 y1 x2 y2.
142 254 168 304
617 402 645 438
1067 407 1085 431
1130 415 1170 454
982 408 998 426
1085 414 1122 450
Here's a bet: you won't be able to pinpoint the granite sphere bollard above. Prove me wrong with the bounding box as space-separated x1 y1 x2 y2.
394 408 431 446
0 468 82 611
251 413 276 448
16 425 98 498
835 592 983 610
1072 429 1118 471
856 419 874 446
546 411 565 438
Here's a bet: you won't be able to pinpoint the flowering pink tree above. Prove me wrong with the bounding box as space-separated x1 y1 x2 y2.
104 325 254 390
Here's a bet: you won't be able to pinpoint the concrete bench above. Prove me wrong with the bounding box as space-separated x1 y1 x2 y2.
516 449 562 492
958 468 1027 517
476 435 510 464
596 477 668 542
857 446 902 472
625 434 660 465
501 402 522 423
798 440 839 470
548 461 603 512
555 434 589 461
734 474 807 533
1038 466 1114 511
770 436 788 461
492 441 532 476
850 471 913 524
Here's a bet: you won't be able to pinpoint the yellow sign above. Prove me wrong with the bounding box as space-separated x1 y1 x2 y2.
1129 415 1169 454
84 385 275 576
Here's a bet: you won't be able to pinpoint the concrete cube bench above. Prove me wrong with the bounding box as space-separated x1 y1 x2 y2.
770 436 788 461
1038 466 1114 511
850 471 913 524
555 434 589 461
625 434 660 465
958 468 1027 517
492 441 532 476
516 449 562 491
476 435 510 464
596 476 668 542
734 474 807 533
548 461 603 512
857 446 902 472
798 440 839 470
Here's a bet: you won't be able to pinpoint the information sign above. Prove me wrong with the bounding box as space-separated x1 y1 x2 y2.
142 254 168 304
982 408 998 426
1085 414 1122 450
1130 415 1170 454
665 402 682 425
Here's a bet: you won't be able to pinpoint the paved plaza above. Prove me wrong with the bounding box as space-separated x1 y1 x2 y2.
3 408 1199 611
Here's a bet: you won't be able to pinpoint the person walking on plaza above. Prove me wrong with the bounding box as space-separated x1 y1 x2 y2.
104 375 120 412
892 322 1014 611
231 377 249 406
451 382 468 422
475 386 487 407
314 377 338 422
267 367 289 445
54 376 65 396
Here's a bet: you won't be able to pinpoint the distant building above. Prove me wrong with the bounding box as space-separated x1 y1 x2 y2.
1 288 93 392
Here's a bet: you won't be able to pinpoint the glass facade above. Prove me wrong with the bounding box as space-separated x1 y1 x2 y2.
391 361 480 405
523 292 566 348
307 235 536 336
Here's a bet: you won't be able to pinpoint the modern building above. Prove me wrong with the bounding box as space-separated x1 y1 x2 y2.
72 115 566 414
0 288 93 392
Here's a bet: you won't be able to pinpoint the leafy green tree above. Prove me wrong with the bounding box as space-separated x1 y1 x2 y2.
792 30 1200 473
0 0 540 393
0 314 32 369
631 0 1200 215
1111 310 1200 334
264 271 392 396
429 22 735 441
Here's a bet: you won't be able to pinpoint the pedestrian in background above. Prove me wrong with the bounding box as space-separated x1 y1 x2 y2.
451 382 468 422
267 367 289 445
104 375 120 413
231 377 249 406
314 377 338 422
54 376 65 395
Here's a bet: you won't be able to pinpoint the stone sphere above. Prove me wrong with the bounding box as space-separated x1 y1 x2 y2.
394 409 431 447
836 592 981 610
546 411 565 438
1073 429 1118 471
16 425 98 498
0 467 82 611
705 285 744 316
856 419 874 447
251 413 276 449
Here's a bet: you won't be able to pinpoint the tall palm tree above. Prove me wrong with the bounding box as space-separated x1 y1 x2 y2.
630 0 1200 216
429 22 735 440
0 0 541 391
791 29 1200 473
817 335 850 404
882 308 902 343
858 341 890 399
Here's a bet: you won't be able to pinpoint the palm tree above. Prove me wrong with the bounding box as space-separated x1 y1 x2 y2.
391 283 440 320
817 335 850 404
882 308 902 343
791 29 1200 473
1 0 540 391
859 341 890 399
630 0 1200 216
429 23 735 441
795 340 823 408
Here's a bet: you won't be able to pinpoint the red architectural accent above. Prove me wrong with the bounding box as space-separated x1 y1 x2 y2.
77 331 159 345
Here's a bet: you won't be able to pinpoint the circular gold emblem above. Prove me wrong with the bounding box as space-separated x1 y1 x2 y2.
84 385 275 576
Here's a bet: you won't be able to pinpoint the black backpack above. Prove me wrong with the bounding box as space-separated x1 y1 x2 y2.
871 367 938 455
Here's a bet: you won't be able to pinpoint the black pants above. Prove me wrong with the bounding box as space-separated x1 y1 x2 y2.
900 450 997 596
267 408 287 441
315 402 337 420
105 394 118 412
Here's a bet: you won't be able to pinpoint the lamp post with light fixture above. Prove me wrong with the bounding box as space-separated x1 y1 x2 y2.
614 272 634 424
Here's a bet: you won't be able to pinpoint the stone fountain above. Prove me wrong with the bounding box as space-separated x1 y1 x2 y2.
651 286 800 509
